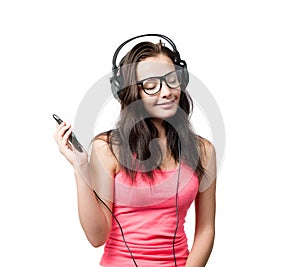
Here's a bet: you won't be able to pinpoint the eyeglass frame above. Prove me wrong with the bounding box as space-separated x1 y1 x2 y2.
136 69 183 95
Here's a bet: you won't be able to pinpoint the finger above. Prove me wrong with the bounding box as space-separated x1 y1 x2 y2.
57 122 71 139
61 125 73 145
59 127 74 154
56 121 67 132
54 121 66 140
55 123 71 147
55 120 66 129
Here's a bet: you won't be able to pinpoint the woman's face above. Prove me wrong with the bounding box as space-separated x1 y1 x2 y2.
136 54 181 119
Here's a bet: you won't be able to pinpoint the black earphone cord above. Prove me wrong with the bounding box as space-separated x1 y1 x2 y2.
93 191 139 267
93 154 181 267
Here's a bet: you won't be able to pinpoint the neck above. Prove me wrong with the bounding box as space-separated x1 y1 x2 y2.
151 118 166 140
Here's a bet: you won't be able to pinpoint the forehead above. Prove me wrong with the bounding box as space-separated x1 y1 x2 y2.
136 55 175 80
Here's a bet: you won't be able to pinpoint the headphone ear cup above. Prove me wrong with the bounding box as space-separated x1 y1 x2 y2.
182 67 189 89
178 60 189 90
110 73 124 101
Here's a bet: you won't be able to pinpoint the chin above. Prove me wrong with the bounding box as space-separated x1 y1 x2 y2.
151 109 178 120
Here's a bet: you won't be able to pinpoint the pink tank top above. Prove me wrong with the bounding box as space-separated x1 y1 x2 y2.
100 163 199 267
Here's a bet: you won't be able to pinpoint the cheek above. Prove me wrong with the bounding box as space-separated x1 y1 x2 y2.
139 97 157 116
175 90 181 103
141 98 155 112
139 90 155 106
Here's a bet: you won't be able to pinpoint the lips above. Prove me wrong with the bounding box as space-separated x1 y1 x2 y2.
155 100 176 109
156 100 175 106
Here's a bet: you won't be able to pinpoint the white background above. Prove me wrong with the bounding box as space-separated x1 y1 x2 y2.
1 0 299 266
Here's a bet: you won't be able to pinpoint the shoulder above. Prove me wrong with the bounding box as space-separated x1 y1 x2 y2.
92 132 112 154
91 131 119 175
196 136 217 192
196 136 216 169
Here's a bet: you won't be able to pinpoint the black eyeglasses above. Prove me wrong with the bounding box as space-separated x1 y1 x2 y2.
137 69 183 95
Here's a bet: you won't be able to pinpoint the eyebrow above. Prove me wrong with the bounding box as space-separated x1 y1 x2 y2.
136 70 177 83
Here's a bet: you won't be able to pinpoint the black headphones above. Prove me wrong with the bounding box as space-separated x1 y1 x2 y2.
110 34 189 101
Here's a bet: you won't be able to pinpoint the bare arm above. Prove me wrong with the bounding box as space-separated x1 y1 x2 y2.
54 122 115 247
74 167 112 247
185 140 217 267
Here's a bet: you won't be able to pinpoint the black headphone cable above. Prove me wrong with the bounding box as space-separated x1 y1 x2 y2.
172 140 181 267
93 190 138 267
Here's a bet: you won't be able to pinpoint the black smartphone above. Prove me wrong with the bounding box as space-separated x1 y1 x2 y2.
53 114 83 153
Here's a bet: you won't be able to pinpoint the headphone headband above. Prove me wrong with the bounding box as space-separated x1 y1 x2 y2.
112 34 180 71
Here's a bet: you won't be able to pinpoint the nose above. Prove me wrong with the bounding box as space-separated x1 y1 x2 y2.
160 81 172 98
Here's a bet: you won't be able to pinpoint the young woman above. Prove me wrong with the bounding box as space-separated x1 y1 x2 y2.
54 35 216 267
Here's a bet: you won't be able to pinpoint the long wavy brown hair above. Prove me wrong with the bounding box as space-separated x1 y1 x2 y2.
95 41 206 183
